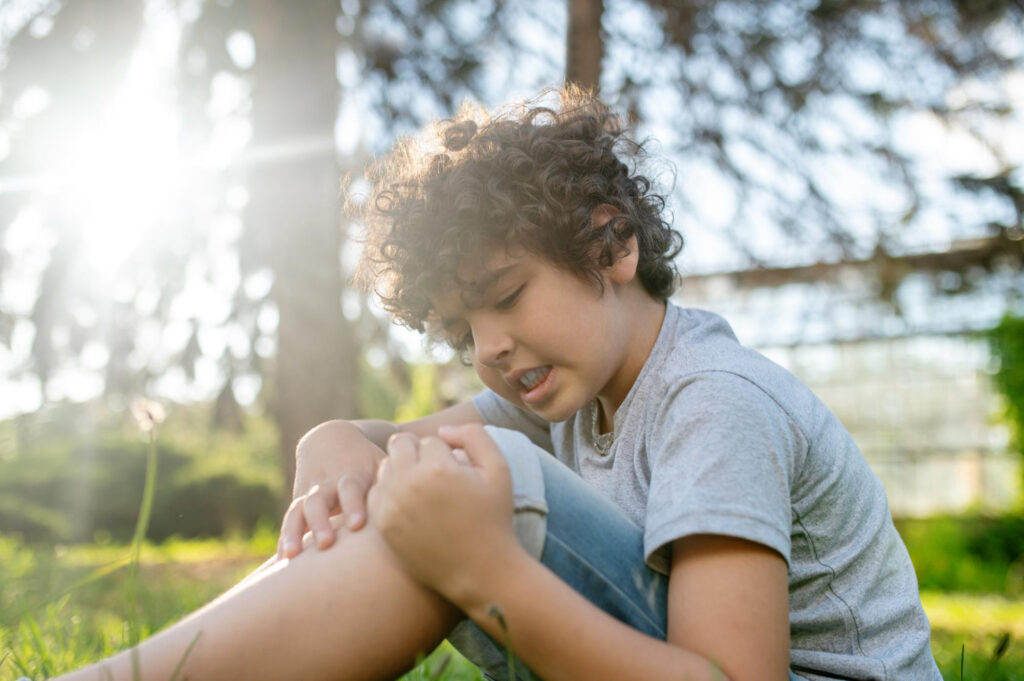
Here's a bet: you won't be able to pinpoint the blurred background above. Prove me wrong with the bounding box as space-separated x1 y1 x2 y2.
0 1 1023 679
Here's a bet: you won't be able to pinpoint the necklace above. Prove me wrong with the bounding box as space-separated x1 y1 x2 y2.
591 400 614 456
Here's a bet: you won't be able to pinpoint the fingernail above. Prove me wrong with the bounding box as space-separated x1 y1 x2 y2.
438 425 452 434
317 530 331 545
348 512 363 529
284 540 297 555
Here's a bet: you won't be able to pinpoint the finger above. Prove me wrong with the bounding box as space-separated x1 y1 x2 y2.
437 424 506 473
415 436 456 473
279 498 310 558
337 473 371 530
418 435 454 465
387 432 420 471
366 480 381 520
303 485 336 550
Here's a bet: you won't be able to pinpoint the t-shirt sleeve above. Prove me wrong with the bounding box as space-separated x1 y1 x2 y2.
644 371 804 573
472 389 554 453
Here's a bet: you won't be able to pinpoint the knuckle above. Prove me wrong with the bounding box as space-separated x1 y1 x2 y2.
338 472 367 489
388 431 416 447
419 435 448 452
387 433 416 456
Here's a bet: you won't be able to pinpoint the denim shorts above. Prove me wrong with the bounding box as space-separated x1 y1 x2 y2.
447 426 803 681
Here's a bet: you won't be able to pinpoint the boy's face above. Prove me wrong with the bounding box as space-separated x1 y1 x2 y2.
431 246 640 422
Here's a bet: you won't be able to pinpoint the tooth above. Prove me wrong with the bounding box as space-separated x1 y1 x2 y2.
520 367 547 390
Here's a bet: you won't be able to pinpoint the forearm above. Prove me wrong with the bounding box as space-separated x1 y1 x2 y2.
459 550 730 681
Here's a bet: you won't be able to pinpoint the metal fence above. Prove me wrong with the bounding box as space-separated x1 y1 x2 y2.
678 253 1023 516
759 337 1018 516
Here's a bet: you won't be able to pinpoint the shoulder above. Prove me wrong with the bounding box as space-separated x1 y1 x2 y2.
648 370 799 445
643 372 807 507
651 306 787 394
646 305 811 445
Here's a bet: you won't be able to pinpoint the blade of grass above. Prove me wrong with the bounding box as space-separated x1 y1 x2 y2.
127 426 160 652
980 632 1011 681
51 598 68 658
10 649 31 677
167 630 203 681
428 651 451 681
486 604 536 681
131 645 141 681
18 604 54 679
0 554 131 630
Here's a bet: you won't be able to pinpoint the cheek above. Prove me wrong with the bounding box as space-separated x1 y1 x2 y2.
474 363 522 405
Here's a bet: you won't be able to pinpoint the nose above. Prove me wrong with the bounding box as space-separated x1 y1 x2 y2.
472 316 513 367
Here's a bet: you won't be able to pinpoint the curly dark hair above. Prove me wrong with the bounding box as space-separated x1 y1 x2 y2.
354 85 683 340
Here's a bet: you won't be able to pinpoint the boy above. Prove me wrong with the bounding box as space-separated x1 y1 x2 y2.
280 87 941 680
55 87 940 681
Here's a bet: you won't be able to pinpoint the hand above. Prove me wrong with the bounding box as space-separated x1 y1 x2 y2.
278 420 385 559
368 424 526 607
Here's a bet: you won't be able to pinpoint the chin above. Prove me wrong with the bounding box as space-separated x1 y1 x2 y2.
526 400 582 424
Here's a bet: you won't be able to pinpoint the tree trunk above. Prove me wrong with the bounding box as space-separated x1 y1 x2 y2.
566 0 604 90
248 1 356 502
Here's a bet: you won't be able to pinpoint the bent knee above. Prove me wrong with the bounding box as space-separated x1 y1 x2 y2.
297 512 361 554
481 426 549 559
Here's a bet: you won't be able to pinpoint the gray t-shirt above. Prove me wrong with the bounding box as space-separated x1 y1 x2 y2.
473 303 941 681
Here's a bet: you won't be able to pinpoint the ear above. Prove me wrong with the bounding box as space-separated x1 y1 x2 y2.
591 204 639 285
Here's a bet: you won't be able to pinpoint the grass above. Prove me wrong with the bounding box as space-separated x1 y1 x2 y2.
924 591 1023 680
1 535 1022 680
0 534 483 681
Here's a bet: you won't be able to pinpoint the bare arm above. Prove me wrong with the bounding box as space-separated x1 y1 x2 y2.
453 535 790 681
372 425 792 681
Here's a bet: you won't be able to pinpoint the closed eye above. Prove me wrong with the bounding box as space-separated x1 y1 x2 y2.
496 284 525 310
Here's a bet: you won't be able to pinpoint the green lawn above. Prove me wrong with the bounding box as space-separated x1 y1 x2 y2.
1 535 1021 680
924 591 1023 680
0 534 484 681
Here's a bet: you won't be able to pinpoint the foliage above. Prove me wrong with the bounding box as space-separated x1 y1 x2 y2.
395 364 445 423
896 515 1024 595
1 1 1021 481
989 314 1024 455
0 403 283 544
613 1 1024 265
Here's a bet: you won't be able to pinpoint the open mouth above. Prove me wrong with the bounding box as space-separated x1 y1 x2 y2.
518 365 553 403
519 366 550 390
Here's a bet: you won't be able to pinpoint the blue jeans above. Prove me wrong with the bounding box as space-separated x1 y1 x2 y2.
447 427 802 681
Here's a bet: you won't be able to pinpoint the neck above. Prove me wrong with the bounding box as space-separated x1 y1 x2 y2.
595 293 667 432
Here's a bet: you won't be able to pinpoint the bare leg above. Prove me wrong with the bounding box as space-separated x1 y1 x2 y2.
53 517 462 681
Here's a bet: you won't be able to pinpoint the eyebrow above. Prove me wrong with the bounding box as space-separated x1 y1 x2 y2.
472 264 519 294
438 263 519 330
